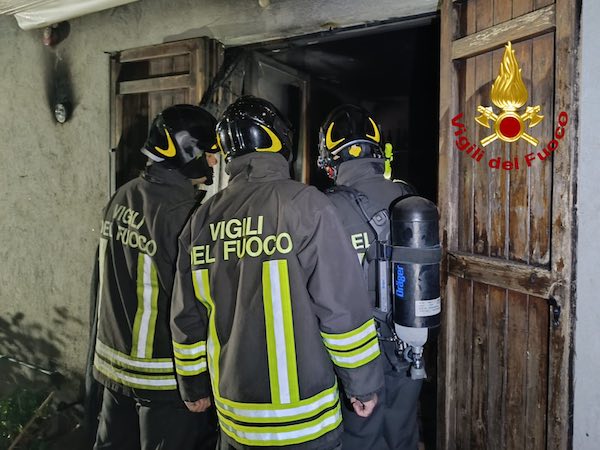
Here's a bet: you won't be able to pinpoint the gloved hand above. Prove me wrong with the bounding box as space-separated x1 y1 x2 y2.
185 397 212 413
350 393 378 417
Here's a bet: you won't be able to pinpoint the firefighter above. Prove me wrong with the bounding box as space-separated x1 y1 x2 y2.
170 95 384 450
317 104 422 450
92 104 219 450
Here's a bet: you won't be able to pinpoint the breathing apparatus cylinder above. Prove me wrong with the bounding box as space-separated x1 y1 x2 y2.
389 196 441 379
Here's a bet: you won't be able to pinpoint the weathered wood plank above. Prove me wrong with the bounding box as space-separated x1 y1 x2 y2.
447 251 554 297
529 33 554 266
148 55 177 115
505 292 529 449
513 0 534 17
547 0 580 447
118 74 192 95
457 0 476 254
119 40 197 63
494 0 513 25
535 0 554 8
487 286 507 449
437 0 461 446
508 40 532 263
455 278 473 450
471 282 489 448
458 59 474 253
526 295 549 450
451 5 555 60
476 0 493 32
489 46 509 259
109 55 121 196
472 52 492 256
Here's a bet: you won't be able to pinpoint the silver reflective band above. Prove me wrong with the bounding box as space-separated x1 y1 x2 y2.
96 340 173 371
94 357 177 389
216 386 338 420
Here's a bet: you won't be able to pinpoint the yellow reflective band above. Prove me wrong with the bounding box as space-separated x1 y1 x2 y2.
131 254 159 359
95 340 173 374
154 128 177 157
325 122 345 150
256 125 282 153
192 269 221 391
262 259 299 405
172 340 206 360
94 355 177 390
384 142 393 179
321 318 378 351
326 339 381 369
175 358 207 376
366 117 381 142
215 383 339 424
218 405 342 446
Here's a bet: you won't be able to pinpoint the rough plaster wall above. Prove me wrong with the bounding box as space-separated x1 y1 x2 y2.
0 17 108 384
0 0 437 380
574 0 600 446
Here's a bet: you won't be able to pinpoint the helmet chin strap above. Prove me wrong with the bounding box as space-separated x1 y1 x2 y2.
179 154 213 181
203 168 214 185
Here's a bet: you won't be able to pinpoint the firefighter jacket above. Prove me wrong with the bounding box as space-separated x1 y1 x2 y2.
325 158 414 341
93 164 201 401
170 153 384 449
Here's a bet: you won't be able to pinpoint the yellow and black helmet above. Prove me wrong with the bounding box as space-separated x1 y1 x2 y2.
141 104 218 180
216 96 294 163
317 104 383 179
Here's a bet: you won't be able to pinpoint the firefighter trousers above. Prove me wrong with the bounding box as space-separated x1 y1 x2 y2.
217 433 342 450
94 387 218 450
341 342 422 450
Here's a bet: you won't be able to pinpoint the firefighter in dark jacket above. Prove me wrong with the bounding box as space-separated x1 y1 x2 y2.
92 104 219 450
170 96 385 450
317 104 421 450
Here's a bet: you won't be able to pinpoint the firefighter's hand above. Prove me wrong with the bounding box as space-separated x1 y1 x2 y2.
185 397 211 413
350 394 378 417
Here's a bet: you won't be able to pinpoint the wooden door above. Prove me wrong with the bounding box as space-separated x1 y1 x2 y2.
109 37 226 195
437 0 579 448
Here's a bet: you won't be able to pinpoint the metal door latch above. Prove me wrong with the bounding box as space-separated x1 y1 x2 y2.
548 296 561 328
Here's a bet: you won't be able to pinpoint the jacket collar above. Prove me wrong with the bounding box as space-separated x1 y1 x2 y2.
142 163 195 193
335 158 385 188
227 153 291 183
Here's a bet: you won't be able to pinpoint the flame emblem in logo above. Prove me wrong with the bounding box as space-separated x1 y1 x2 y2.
475 42 543 146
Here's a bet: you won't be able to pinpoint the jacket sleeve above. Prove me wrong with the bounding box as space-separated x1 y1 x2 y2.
158 200 199 294
294 189 384 398
170 219 212 402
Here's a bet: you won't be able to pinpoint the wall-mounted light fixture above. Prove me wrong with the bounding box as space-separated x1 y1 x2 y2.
53 102 71 123
42 21 70 46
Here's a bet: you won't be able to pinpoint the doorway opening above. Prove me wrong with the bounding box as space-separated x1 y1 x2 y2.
235 15 440 448
238 15 440 202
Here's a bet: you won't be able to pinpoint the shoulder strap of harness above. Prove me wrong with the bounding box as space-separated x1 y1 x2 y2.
327 185 389 242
